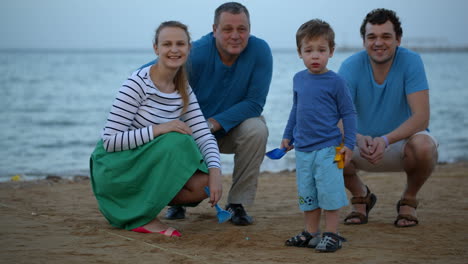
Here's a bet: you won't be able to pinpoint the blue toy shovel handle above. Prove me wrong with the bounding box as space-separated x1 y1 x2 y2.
204 186 232 223
204 186 212 197
204 186 222 211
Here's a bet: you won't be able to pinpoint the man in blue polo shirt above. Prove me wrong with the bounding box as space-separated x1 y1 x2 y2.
338 8 438 228
145 2 273 225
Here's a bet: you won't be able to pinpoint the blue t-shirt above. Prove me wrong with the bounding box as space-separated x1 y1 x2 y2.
283 70 356 151
338 47 429 137
142 33 273 137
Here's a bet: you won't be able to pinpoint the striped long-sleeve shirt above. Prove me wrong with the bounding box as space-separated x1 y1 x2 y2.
101 66 221 169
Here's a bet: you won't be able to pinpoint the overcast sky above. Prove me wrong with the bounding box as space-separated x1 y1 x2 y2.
2 0 467 51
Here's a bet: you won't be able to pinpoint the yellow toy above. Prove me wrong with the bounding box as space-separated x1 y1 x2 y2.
11 174 21 181
334 144 345 169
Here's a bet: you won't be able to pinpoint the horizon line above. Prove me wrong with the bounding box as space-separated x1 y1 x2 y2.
1 45 468 53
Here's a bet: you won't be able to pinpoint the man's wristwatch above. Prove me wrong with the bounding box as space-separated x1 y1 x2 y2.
207 120 214 132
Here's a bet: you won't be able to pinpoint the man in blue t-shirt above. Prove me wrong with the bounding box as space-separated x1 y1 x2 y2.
146 2 273 225
338 9 438 228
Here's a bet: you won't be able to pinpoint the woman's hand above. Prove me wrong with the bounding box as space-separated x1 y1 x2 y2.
153 120 192 137
207 168 222 207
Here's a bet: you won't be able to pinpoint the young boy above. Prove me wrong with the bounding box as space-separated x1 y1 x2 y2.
281 19 357 252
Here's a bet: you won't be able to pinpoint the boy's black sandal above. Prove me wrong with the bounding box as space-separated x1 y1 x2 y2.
285 230 321 248
315 232 347 252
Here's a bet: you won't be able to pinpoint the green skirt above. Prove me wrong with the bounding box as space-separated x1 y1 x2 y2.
90 132 208 230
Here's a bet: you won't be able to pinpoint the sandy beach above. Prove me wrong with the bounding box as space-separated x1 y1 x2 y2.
1 162 467 264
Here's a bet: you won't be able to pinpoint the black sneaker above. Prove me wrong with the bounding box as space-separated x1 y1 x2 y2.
315 232 347 252
165 206 186 220
226 204 253 226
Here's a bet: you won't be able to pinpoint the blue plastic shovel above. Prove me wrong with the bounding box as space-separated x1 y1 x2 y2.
204 186 232 223
265 138 294 160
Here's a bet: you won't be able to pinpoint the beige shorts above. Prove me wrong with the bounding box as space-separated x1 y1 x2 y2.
352 131 438 172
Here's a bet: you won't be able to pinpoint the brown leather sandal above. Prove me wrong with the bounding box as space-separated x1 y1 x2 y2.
344 185 377 225
394 198 419 228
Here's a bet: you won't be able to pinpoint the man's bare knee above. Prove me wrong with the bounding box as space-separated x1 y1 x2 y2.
405 135 437 164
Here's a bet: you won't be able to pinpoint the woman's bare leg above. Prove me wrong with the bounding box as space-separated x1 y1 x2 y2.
170 170 209 205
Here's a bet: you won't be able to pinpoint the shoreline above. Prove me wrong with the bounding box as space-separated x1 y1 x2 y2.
1 162 467 263
2 160 466 183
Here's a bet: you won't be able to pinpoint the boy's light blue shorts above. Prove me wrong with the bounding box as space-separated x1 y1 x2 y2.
295 146 348 211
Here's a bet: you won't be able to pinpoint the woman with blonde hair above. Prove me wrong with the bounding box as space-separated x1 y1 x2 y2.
90 21 222 237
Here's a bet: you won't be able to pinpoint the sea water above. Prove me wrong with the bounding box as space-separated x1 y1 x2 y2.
0 50 467 181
